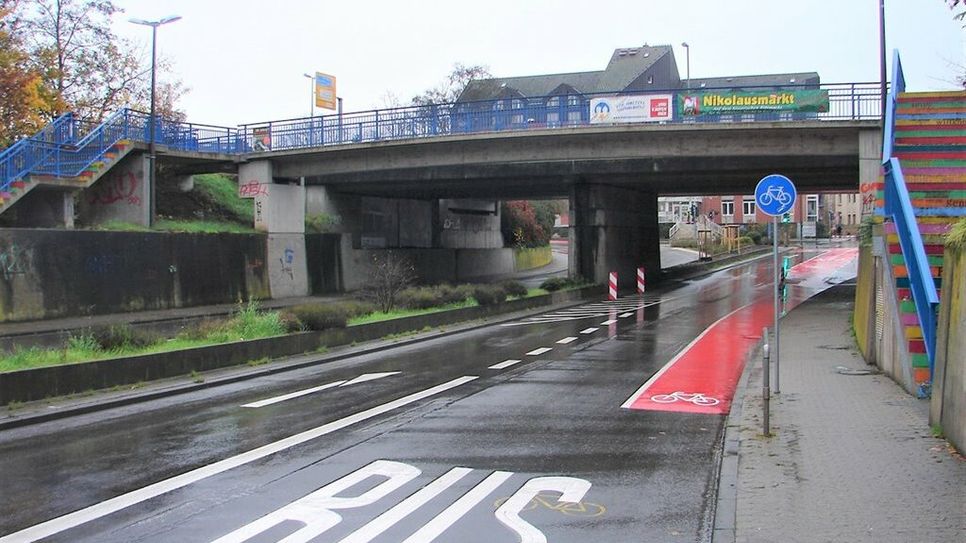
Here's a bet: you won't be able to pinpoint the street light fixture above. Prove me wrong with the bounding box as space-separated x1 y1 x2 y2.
303 73 314 118
681 42 690 90
129 14 181 228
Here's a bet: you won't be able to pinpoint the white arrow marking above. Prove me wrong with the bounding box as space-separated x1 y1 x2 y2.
242 381 346 408
339 372 401 387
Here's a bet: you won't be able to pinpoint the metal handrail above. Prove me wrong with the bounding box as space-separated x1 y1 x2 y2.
880 49 938 378
0 113 77 192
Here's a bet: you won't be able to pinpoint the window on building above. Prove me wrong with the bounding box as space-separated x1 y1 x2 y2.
567 95 580 107
722 200 735 217
511 99 524 110
492 100 505 111
566 110 582 123
806 195 819 222
547 111 559 124
742 198 756 216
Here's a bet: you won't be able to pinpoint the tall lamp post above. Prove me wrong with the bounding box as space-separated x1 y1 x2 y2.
681 42 690 90
302 73 315 118
129 15 181 228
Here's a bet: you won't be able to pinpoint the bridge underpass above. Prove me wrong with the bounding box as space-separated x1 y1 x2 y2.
213 119 880 288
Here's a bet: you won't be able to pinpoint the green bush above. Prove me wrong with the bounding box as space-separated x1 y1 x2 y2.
539 277 569 292
499 280 528 298
472 285 507 306
338 300 377 318
277 311 305 333
89 325 160 351
436 284 474 305
288 304 348 330
398 286 444 310
736 235 755 248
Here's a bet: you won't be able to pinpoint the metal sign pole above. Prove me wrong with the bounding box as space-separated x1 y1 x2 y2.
773 216 780 394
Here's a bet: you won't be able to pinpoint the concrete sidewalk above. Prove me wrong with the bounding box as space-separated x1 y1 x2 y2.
717 285 965 542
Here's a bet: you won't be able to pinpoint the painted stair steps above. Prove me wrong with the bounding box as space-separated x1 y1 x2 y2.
885 90 965 385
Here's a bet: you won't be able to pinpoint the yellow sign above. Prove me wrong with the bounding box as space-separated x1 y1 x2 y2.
314 72 337 110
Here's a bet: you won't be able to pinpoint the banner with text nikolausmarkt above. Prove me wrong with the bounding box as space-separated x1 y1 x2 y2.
679 89 829 116
590 94 673 124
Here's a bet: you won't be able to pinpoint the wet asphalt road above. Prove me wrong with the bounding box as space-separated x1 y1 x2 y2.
0 255 801 543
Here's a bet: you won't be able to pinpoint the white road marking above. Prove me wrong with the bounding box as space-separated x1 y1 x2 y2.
0 376 479 543
488 359 523 370
242 381 346 408
526 347 553 356
599 319 618 325
340 372 400 387
556 337 578 344
496 476 592 543
338 467 473 543
580 327 599 334
619 312 634 318
400 471 513 543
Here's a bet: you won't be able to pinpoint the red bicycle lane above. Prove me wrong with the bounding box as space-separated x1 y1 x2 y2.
621 248 857 415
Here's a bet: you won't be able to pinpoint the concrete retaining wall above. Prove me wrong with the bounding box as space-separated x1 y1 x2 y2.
0 287 600 405
852 243 876 362
0 230 271 322
931 247 965 452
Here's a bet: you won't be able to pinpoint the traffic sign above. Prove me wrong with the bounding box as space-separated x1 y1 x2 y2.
755 174 797 216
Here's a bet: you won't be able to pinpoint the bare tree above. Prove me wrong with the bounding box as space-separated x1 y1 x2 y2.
364 251 416 312
410 63 491 106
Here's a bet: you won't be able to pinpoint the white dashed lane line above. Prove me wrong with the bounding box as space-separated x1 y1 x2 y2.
556 337 578 344
526 347 553 356
580 327 599 334
488 359 523 370
619 312 634 318
599 319 618 325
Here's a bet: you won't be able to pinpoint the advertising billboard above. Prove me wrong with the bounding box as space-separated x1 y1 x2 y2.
314 73 337 110
589 94 673 124
679 90 829 116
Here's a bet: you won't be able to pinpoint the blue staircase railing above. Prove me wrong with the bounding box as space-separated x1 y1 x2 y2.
881 49 939 378
32 109 131 178
0 113 78 193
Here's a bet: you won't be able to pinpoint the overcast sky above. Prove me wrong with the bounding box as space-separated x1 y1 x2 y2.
112 0 965 127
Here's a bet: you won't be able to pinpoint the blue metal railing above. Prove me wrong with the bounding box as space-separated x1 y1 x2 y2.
0 113 78 193
238 82 883 152
1 81 883 196
881 50 939 378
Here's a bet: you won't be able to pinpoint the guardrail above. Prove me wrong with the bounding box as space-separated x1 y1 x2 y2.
0 113 77 192
881 50 939 376
238 82 883 153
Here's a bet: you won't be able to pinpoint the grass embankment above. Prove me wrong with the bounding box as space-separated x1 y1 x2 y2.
0 301 284 373
0 286 556 374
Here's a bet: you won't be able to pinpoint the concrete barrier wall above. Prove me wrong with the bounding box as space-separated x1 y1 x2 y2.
0 230 271 322
853 243 876 362
513 246 552 271
931 247 965 452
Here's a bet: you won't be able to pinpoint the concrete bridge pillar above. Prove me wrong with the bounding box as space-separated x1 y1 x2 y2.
570 182 660 289
239 160 309 298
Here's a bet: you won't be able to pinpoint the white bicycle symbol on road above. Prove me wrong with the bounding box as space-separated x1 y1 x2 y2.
650 391 721 406
758 185 793 208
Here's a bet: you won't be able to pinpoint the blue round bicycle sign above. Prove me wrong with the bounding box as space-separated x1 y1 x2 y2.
755 174 797 216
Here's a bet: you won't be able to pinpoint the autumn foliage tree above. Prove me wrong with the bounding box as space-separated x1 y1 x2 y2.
501 200 558 248
0 1 50 146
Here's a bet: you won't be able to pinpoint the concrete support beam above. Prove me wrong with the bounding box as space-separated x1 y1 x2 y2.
859 128 882 187
570 182 660 288
76 152 150 227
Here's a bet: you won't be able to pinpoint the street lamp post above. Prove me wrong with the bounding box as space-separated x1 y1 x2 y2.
302 73 314 118
681 42 690 90
129 15 181 228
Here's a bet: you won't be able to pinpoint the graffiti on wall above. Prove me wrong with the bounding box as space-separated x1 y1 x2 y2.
239 181 269 198
89 172 142 206
0 243 32 281
280 246 295 280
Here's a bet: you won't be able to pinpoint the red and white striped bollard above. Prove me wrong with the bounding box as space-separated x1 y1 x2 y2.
608 271 618 301
637 266 646 295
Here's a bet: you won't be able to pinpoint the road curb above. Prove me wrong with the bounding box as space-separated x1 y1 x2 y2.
711 333 761 543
